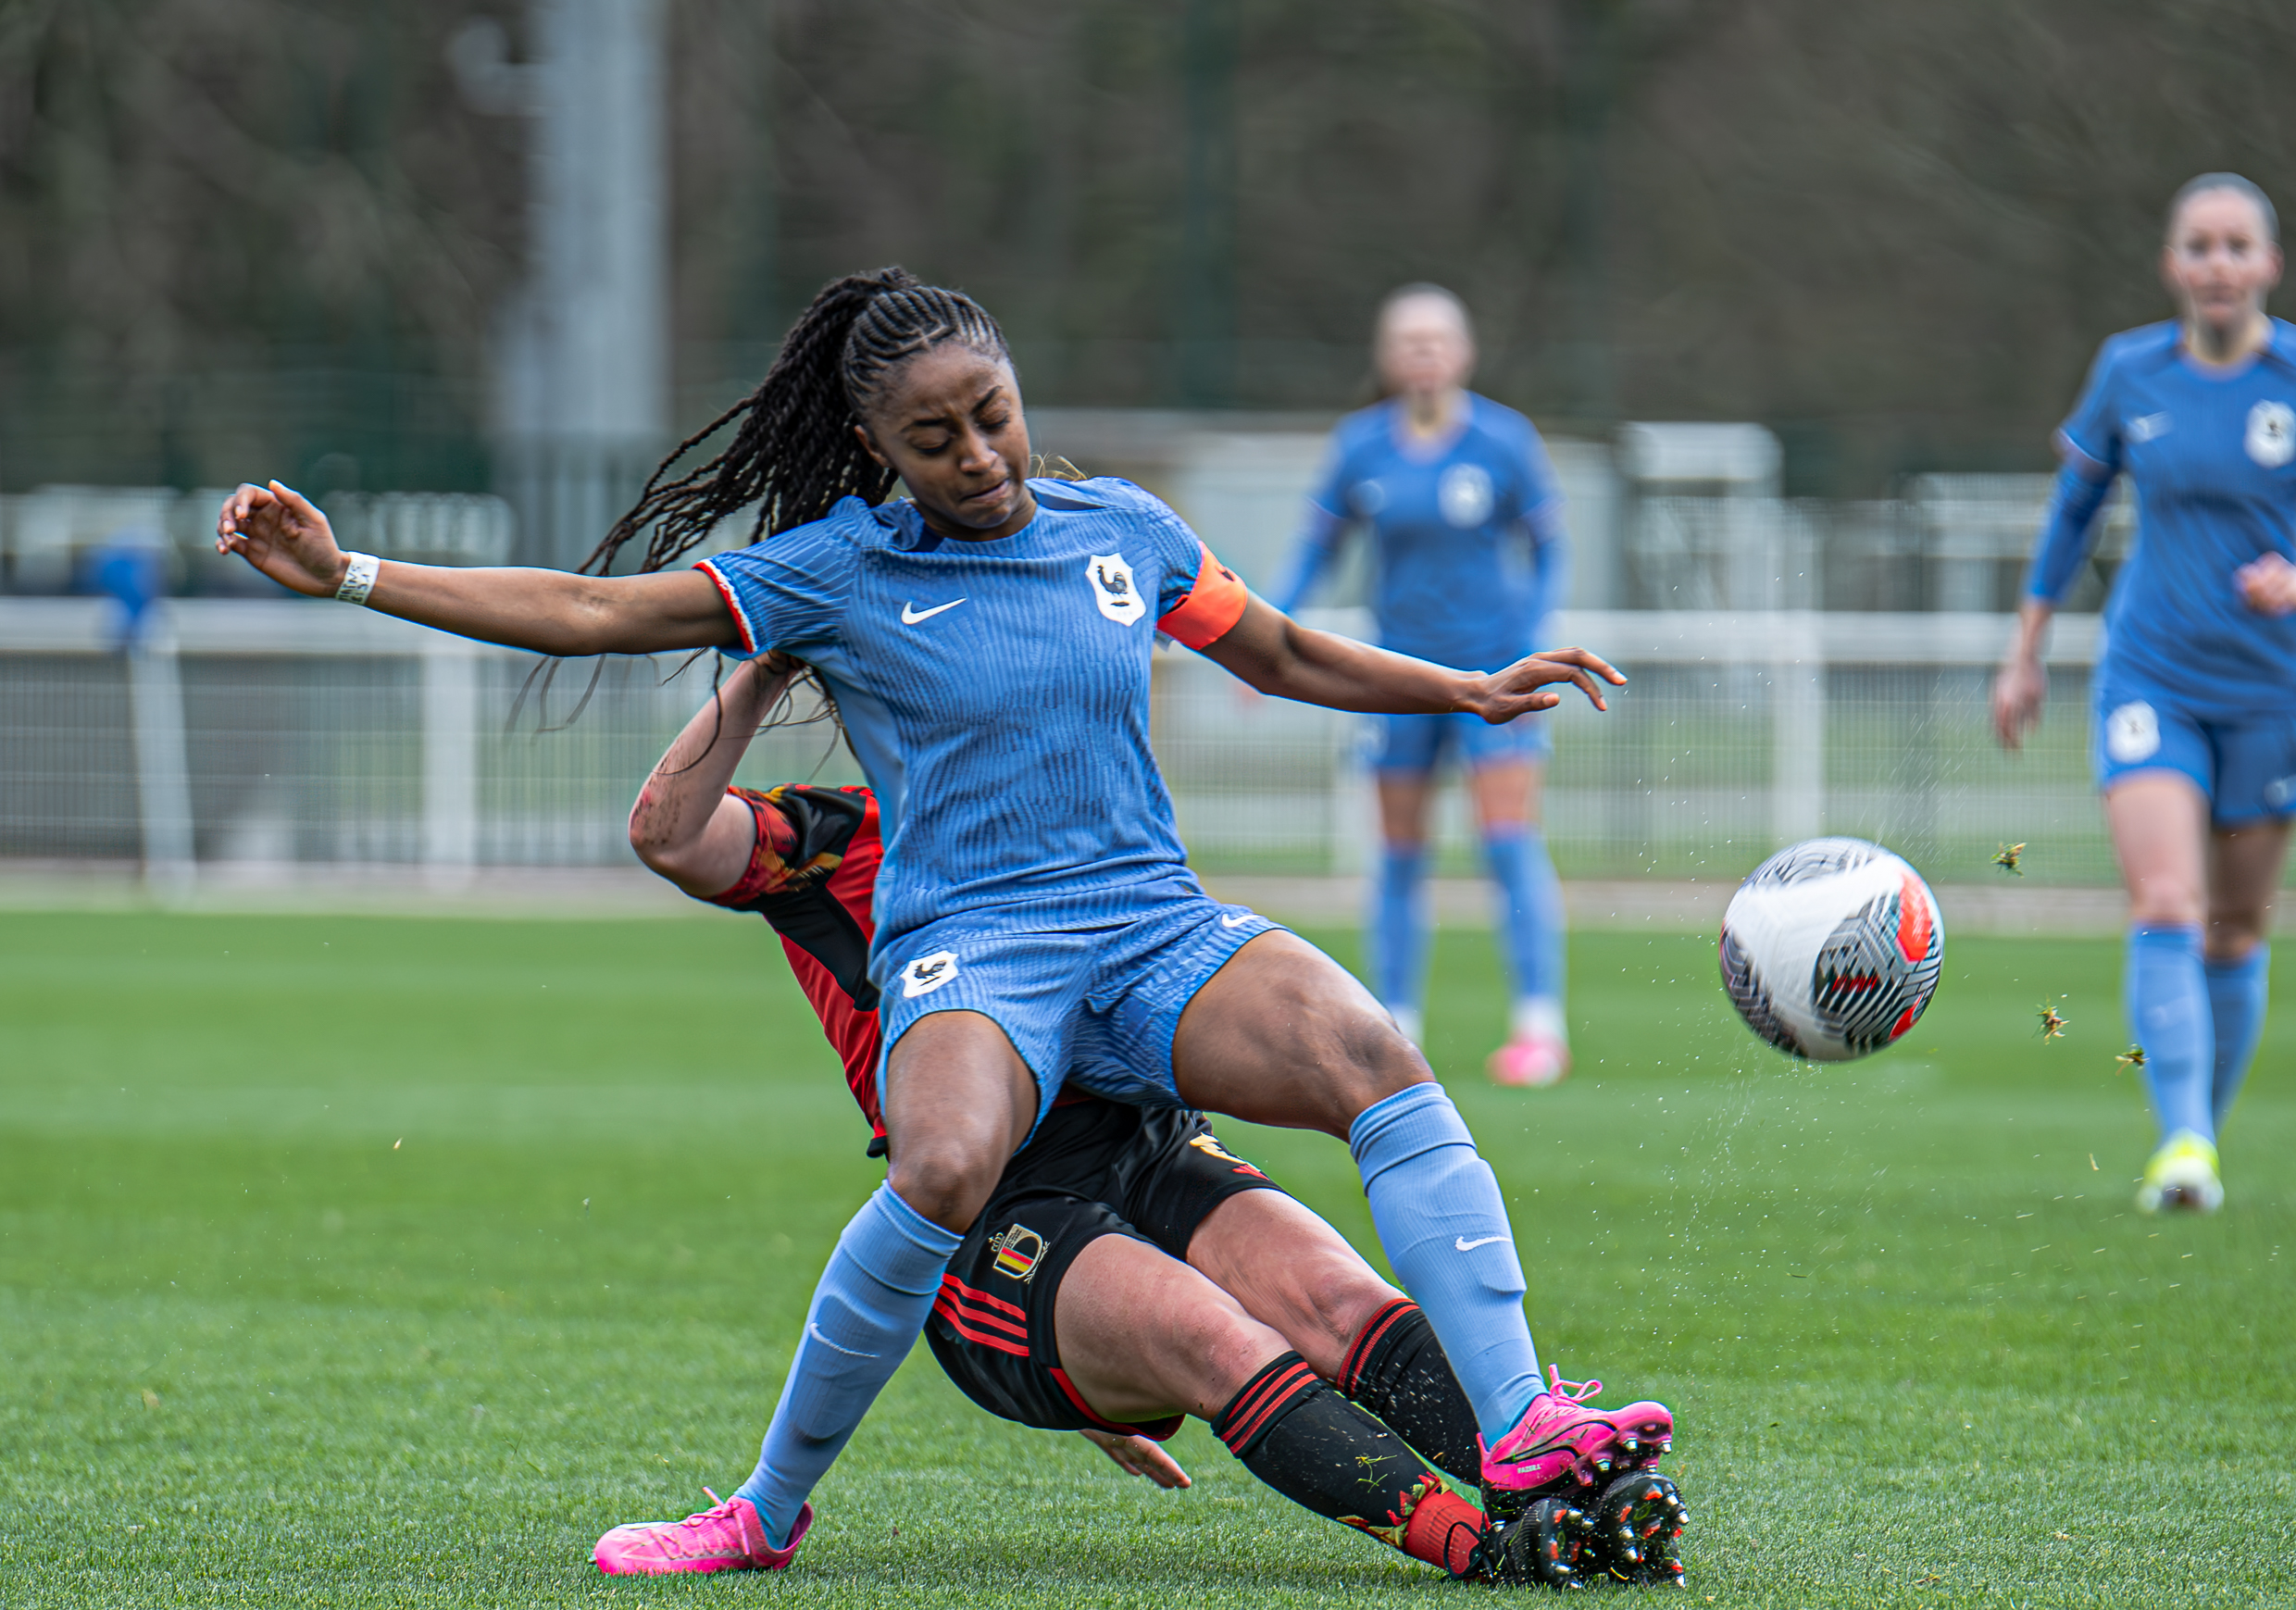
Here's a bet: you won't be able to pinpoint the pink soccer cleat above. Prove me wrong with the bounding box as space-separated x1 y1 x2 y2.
1486 1032 1569 1088
593 1490 812 1576
1478 1368 1672 1509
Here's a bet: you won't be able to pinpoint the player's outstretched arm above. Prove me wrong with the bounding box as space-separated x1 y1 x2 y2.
1198 594 1624 724
215 481 735 656
629 654 802 897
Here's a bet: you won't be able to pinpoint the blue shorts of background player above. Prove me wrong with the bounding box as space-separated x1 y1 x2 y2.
1368 709 1550 776
875 879 1283 1129
2092 679 2296 824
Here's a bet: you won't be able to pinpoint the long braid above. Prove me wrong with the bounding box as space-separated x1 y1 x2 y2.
581 267 1013 577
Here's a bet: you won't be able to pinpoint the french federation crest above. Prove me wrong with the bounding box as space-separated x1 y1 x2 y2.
1439 463 1495 527
2105 702 2160 764
1086 553 1146 625
2247 400 2295 468
901 950 960 998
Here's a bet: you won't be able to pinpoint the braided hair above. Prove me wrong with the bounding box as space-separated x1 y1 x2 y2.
582 267 1014 576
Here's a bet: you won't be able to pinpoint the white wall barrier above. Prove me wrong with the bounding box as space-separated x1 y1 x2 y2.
0 599 2117 888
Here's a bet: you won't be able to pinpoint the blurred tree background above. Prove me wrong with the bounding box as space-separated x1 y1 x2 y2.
6 0 2296 497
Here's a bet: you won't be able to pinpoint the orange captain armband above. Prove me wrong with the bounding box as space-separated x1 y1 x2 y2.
1156 540 1251 649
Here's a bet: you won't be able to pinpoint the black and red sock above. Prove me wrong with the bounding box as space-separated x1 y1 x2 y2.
1212 1351 1484 1577
1337 1298 1483 1485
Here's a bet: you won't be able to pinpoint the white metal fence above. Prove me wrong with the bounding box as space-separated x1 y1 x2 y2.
0 598 2118 892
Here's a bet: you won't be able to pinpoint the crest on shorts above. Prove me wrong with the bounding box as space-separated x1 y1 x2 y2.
901 950 960 998
2247 400 2296 468
2105 701 2160 764
990 1223 1046 1281
1189 1131 1268 1179
1086 553 1146 625
1439 463 1495 527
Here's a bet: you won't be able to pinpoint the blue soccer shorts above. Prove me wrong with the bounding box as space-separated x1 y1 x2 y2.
2092 678 2296 824
1368 709 1550 778
871 880 1284 1127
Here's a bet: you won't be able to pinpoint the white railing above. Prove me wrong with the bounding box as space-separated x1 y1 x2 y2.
0 598 2112 892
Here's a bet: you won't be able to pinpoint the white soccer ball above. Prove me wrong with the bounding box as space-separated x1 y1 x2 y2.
1718 837 1944 1062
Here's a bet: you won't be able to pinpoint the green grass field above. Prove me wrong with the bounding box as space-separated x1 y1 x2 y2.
3 908 2290 1607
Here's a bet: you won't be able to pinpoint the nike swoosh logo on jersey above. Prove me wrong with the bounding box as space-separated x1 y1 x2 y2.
1218 913 1254 928
901 598 967 624
1454 1234 1508 1253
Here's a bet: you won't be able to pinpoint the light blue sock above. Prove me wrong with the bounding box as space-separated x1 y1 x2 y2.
1350 1082 1543 1445
2205 944 2269 1131
1372 842 1429 1017
1482 825 1566 1006
2127 924 2214 1143
735 1183 963 1546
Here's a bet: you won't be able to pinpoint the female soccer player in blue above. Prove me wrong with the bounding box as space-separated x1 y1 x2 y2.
1272 285 1573 1086
217 268 1669 1566
1994 174 2295 1215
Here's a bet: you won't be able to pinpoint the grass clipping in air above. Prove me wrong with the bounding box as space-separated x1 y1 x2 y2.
1 912 2289 1607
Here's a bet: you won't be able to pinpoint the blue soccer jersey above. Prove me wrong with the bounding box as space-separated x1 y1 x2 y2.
1271 393 1566 671
2025 319 2296 715
697 478 1248 949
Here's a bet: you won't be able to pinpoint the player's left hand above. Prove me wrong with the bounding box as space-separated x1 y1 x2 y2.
1078 1427 1192 1489
1469 646 1628 723
2236 552 2296 615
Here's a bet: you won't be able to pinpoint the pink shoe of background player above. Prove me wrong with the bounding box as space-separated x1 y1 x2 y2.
1478 1369 1672 1513
1486 1031 1569 1088
593 1490 812 1575
1487 1000 1570 1087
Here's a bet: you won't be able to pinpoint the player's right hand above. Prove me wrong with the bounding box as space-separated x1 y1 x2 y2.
1470 645 1627 722
1078 1427 1192 1489
215 481 348 598
1991 656 2047 751
2236 552 2296 616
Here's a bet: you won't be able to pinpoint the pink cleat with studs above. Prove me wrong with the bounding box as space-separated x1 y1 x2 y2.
1478 1368 1673 1515
593 1491 812 1576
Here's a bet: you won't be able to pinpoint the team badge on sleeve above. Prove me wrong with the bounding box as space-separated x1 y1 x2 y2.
1086 553 1146 624
990 1223 1045 1281
2247 400 2295 468
901 950 960 997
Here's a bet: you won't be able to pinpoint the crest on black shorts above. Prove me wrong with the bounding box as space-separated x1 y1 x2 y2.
990 1223 1045 1281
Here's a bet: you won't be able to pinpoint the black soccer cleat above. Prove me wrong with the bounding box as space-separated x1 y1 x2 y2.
1585 1470 1689 1588
1468 1495 1597 1590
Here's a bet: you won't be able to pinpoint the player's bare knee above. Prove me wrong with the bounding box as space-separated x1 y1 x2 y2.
1329 1004 1434 1111
2130 886 2205 928
886 1140 1002 1234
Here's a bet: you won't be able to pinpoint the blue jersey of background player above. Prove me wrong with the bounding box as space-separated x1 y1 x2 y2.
1271 284 1574 1088
1997 173 2296 1217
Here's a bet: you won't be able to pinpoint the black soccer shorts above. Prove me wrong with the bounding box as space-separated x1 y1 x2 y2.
924 1096 1287 1441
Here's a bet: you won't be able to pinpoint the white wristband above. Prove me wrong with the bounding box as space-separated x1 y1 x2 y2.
334 552 381 605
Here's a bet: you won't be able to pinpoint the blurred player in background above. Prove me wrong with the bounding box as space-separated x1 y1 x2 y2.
1994 173 2295 1215
1273 286 1573 1087
217 268 1666 1567
591 651 1680 1584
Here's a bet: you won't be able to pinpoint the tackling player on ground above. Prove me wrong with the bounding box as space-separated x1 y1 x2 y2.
1994 173 2293 1214
217 267 1671 1560
592 652 1684 1586
1272 286 1574 1087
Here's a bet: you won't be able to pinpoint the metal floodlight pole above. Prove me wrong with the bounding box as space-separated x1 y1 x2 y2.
462 0 669 570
